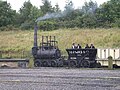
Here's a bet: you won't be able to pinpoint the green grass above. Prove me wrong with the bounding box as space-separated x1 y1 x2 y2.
0 28 120 58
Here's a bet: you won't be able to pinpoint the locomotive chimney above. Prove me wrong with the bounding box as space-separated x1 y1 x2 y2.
32 23 38 56
34 23 38 47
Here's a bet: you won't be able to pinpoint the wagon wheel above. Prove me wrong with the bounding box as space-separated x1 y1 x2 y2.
51 60 57 67
96 62 101 68
57 58 64 67
113 64 118 68
42 61 49 67
69 60 77 67
34 60 41 67
81 60 90 68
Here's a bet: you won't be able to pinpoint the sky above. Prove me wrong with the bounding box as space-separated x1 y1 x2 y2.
3 0 109 12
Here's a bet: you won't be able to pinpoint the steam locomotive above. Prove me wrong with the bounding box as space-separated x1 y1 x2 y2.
32 25 101 68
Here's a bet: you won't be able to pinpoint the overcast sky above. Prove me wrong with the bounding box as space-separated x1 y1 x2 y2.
3 0 109 11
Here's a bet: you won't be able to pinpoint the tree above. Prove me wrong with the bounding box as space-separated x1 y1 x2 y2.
40 0 54 15
63 0 74 21
79 0 98 28
54 3 61 12
81 0 98 14
19 0 33 24
64 0 74 14
18 1 42 29
95 0 120 28
29 6 42 22
0 1 16 27
81 14 97 28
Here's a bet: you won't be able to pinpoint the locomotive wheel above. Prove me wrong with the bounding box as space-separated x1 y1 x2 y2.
34 60 41 67
42 61 49 67
81 60 90 68
51 60 57 67
57 61 63 67
69 60 77 67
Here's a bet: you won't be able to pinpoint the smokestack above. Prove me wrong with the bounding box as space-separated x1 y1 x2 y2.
34 23 38 47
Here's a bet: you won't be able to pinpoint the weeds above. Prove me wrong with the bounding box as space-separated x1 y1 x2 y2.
0 28 120 58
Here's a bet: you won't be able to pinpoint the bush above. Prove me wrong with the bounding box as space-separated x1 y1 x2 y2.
20 22 33 30
0 25 19 31
38 20 59 31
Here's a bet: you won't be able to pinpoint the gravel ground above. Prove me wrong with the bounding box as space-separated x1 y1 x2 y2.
0 68 120 90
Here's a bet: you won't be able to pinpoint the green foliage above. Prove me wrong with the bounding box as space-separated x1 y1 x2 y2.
20 21 32 30
81 14 97 28
54 3 61 12
29 6 42 22
81 0 98 14
18 1 42 30
19 1 33 23
0 0 120 30
18 1 33 29
0 25 19 31
38 20 59 31
95 0 120 28
40 0 54 15
0 1 16 27
60 0 98 29
64 0 74 11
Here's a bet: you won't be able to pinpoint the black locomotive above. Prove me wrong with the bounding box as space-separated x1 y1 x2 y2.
32 35 63 67
32 25 101 68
